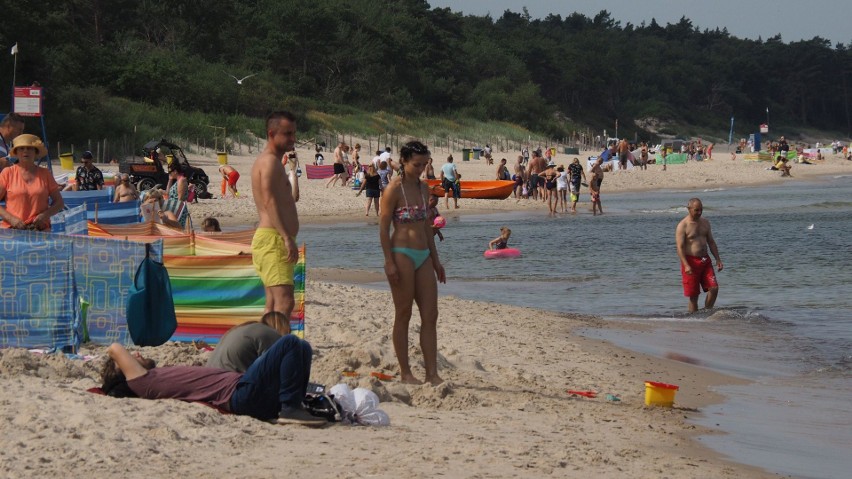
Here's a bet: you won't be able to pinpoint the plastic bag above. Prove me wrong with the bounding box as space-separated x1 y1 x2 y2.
357 408 390 427
353 388 379 417
352 388 389 426
330 383 356 418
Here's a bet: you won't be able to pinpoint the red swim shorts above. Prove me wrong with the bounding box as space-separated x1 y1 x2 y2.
227 170 240 186
681 255 718 297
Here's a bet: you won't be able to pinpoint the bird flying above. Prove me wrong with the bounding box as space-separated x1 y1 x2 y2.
226 72 257 85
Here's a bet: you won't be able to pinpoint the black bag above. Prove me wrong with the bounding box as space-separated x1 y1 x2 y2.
303 392 343 422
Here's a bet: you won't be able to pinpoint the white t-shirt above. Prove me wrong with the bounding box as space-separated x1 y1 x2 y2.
556 171 568 190
372 155 382 168
379 151 391 163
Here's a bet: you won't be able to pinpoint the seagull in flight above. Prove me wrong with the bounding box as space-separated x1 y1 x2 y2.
226 73 257 85
807 224 814 230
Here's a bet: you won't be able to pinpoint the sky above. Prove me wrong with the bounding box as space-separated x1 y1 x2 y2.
429 0 851 46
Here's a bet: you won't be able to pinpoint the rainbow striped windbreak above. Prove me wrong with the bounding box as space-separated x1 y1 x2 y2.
88 223 305 343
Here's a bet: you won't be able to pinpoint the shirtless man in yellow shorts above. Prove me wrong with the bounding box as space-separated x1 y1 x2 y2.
251 111 301 316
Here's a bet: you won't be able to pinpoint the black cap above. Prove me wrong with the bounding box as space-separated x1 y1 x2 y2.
82 151 94 160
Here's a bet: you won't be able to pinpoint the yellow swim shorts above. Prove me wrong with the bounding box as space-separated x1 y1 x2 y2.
251 227 295 287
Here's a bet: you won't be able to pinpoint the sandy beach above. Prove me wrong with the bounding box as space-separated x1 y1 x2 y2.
3 141 849 477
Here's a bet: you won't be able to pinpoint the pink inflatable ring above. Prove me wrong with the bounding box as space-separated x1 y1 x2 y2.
484 248 521 259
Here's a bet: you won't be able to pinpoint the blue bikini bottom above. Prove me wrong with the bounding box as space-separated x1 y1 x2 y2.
391 247 431 269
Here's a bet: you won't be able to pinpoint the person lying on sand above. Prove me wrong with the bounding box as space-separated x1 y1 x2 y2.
206 312 289 373
101 335 324 426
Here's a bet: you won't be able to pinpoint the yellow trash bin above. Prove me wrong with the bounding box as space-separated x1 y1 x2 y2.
60 153 74 171
217 151 228 165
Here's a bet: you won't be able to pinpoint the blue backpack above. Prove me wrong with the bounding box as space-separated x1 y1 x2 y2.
126 244 177 346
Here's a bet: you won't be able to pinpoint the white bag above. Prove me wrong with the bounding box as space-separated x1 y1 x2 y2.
352 388 389 427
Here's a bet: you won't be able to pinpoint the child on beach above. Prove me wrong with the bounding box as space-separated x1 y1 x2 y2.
589 180 603 215
201 217 221 232
428 194 444 242
377 160 392 191
488 227 511 250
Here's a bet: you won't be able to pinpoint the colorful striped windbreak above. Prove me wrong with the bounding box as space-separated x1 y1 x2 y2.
88 223 305 343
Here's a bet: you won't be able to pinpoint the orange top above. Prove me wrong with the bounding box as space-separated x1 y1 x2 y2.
0 164 60 229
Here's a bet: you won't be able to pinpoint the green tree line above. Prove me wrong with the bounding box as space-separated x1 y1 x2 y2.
2 0 851 146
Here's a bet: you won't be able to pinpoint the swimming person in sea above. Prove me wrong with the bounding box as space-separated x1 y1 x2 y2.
379 140 446 385
488 226 511 250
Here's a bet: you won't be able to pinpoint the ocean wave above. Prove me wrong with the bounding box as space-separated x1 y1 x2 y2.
637 206 688 214
806 201 852 208
702 187 726 192
705 308 771 323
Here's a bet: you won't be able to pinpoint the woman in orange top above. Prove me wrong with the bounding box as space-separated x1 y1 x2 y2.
0 134 64 230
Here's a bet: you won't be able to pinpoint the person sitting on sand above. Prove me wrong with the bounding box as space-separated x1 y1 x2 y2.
140 189 182 229
207 312 289 373
771 155 792 177
488 226 511 250
201 217 221 232
113 174 139 203
100 335 324 426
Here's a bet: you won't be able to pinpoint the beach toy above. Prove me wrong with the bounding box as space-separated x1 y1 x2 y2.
341 371 359 377
566 390 597 398
370 372 395 381
484 248 521 259
644 381 679 407
433 215 446 229
570 193 578 202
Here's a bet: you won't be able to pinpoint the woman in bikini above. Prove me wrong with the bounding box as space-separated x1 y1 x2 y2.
113 174 139 202
379 140 446 385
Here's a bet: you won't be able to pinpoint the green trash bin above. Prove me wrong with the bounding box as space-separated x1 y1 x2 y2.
462 148 471 161
472 148 482 160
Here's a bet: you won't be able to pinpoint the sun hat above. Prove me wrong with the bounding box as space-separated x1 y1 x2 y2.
10 134 47 158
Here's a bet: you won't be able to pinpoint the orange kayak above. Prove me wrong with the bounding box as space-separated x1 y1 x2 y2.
425 180 515 199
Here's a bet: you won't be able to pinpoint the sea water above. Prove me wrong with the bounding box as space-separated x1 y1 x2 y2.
300 174 852 479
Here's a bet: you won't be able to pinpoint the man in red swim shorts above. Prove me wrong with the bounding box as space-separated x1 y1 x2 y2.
676 198 724 312
219 164 240 198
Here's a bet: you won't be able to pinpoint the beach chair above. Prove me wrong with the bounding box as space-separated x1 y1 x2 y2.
162 198 191 230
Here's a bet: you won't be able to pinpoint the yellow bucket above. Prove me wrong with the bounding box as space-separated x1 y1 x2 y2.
217 151 228 165
644 381 679 407
60 153 74 171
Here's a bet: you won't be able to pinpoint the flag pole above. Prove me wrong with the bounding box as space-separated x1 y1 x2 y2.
10 43 17 109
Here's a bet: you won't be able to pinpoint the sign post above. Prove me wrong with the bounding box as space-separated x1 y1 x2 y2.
13 86 52 172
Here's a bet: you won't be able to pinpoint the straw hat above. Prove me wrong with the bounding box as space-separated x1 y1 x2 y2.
10 134 47 158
